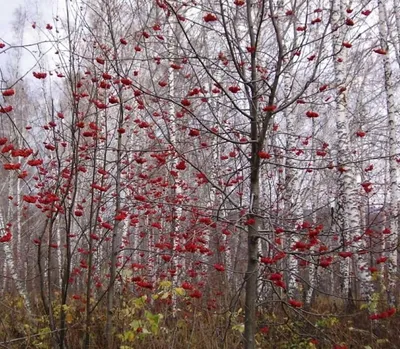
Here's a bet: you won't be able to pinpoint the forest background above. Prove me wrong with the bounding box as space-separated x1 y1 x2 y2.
0 0 399 348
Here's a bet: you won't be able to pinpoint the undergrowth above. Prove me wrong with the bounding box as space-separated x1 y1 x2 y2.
0 290 398 349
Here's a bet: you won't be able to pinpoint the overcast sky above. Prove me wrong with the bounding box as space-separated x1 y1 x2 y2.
0 0 38 39
0 0 25 38
0 0 64 81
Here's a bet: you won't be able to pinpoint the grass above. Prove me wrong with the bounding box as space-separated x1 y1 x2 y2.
0 291 398 349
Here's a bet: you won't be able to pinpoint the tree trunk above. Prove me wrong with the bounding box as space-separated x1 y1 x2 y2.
243 3 261 347
378 0 398 307
244 164 260 349
331 0 372 304
2 175 31 313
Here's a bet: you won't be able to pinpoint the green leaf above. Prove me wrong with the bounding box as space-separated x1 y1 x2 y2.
159 280 172 289
232 324 245 333
130 320 142 330
160 292 170 300
122 330 135 342
174 287 185 296
133 295 147 308
145 311 163 334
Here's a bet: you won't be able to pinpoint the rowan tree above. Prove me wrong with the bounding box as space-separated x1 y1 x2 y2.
0 1 400 349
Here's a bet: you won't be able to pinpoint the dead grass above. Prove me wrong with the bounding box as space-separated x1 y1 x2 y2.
0 294 398 349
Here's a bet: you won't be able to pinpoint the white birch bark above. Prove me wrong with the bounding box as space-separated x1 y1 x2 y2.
286 172 302 299
278 0 302 299
332 0 373 302
56 219 62 287
2 258 7 292
378 0 398 306
332 0 353 301
2 234 31 313
306 128 318 306
15 166 21 264
167 17 182 312
1 178 31 313
393 0 400 64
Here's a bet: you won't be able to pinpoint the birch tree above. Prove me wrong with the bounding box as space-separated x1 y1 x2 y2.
331 0 373 305
2 0 400 348
377 0 398 307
